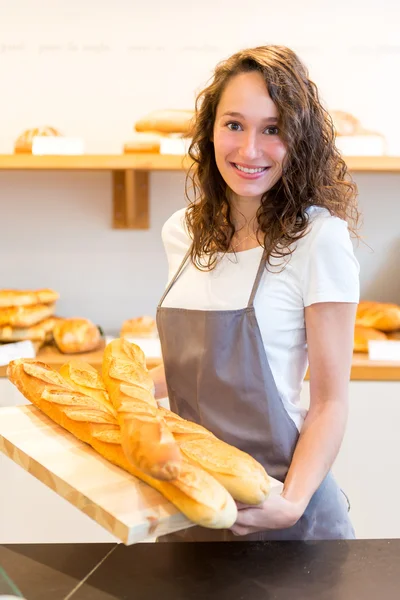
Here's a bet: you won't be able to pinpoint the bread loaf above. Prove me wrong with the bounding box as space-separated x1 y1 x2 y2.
53 318 101 354
158 407 270 505
0 303 55 328
353 325 388 353
0 317 58 342
120 316 158 338
134 109 194 135
14 127 62 153
0 289 59 309
123 133 165 154
7 358 237 529
356 301 400 332
102 339 182 481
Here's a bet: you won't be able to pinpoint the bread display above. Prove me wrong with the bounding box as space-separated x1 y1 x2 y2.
0 289 59 309
52 318 101 354
354 325 388 353
14 127 62 153
356 301 400 333
134 109 194 135
102 339 182 481
7 358 237 530
0 317 58 343
120 316 158 338
157 407 271 505
0 303 56 328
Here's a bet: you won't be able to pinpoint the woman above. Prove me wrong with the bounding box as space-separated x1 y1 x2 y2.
151 45 360 541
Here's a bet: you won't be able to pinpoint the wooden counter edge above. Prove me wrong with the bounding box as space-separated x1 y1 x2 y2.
1 354 400 381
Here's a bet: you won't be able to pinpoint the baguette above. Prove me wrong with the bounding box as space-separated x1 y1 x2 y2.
62 360 269 504
0 289 59 308
158 407 271 505
0 303 55 327
0 317 58 342
7 358 237 530
134 109 194 135
102 339 182 481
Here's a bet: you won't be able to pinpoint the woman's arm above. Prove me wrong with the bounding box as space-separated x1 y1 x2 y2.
231 301 357 535
149 361 168 400
281 301 357 511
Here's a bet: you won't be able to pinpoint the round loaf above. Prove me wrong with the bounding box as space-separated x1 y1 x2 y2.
53 318 101 354
14 127 62 153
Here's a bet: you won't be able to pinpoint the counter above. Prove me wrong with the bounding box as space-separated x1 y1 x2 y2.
1 540 399 599
1 348 399 380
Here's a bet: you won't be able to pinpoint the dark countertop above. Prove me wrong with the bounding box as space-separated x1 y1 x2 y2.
1 540 399 600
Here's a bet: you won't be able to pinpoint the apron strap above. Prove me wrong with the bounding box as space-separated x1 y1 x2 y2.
158 245 192 308
247 248 268 308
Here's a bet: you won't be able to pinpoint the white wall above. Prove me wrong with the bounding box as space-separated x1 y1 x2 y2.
0 0 399 329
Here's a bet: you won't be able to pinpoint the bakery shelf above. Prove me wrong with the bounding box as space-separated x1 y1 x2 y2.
0 154 399 229
304 353 400 382
0 154 189 170
0 154 190 229
0 154 399 171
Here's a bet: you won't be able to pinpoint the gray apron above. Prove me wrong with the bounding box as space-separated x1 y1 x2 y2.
156 246 355 541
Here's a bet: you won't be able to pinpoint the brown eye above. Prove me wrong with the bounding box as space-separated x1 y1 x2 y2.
226 122 242 131
264 126 279 135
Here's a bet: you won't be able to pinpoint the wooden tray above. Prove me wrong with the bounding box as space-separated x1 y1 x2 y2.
0 405 283 545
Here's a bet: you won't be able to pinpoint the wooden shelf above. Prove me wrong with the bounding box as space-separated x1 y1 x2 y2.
0 154 399 229
0 154 399 172
0 153 189 171
304 353 400 382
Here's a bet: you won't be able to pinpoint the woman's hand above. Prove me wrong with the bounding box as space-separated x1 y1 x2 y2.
230 495 304 537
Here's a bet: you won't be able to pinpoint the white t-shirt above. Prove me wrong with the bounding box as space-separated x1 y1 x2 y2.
161 206 360 430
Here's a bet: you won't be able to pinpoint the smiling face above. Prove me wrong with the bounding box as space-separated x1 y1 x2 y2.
213 71 287 205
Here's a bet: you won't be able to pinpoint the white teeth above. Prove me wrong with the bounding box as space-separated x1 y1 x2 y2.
234 164 267 174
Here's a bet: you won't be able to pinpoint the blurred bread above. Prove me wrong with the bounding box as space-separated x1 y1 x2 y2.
0 317 58 342
0 289 59 309
354 325 387 353
120 316 158 338
134 109 194 135
14 127 62 153
356 301 400 332
53 318 101 354
123 132 165 153
0 303 56 328
387 331 400 341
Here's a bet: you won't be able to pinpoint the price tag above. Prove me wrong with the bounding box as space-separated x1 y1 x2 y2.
0 341 36 366
160 137 191 156
32 136 85 155
368 340 400 361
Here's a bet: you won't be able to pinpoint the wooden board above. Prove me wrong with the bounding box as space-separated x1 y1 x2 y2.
0 405 283 545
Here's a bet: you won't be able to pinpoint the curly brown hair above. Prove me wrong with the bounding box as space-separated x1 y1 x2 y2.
184 45 360 270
